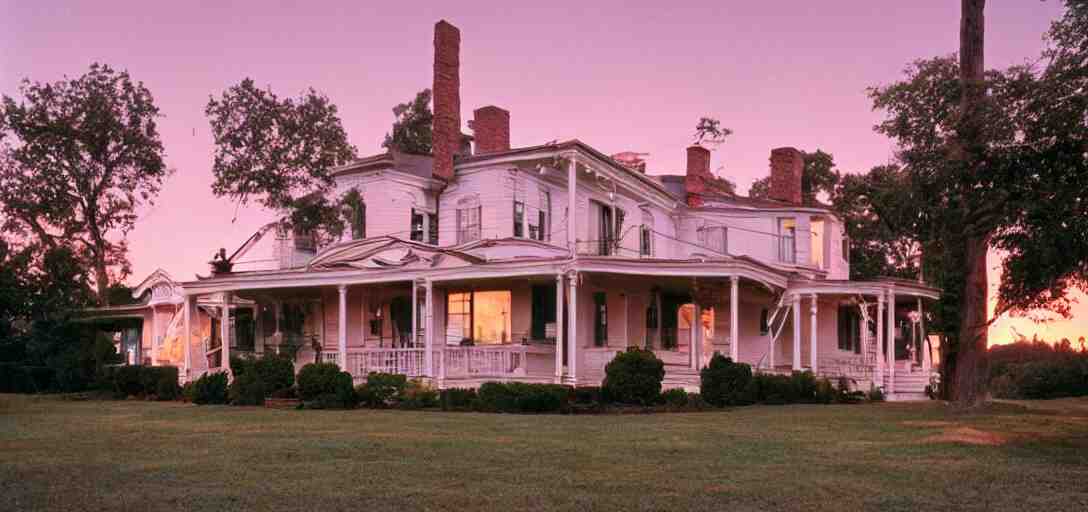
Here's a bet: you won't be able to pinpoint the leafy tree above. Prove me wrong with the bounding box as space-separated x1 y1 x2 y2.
206 79 357 246
382 89 433 155
867 1 1088 404
0 64 169 305
830 165 922 280
748 149 840 201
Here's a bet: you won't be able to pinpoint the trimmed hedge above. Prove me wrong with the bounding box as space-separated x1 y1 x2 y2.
699 355 753 406
297 362 356 409
97 365 180 400
230 353 295 396
475 382 571 413
192 372 229 405
601 348 665 405
439 388 478 411
229 370 265 406
357 372 408 408
0 362 36 393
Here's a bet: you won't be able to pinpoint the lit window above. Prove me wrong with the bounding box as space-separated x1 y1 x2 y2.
445 291 512 345
811 218 826 268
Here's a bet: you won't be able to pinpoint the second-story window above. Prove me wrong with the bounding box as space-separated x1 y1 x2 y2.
457 205 481 244
778 218 796 263
811 218 826 268
410 209 424 242
428 213 438 245
640 225 653 256
513 201 525 238
342 189 365 240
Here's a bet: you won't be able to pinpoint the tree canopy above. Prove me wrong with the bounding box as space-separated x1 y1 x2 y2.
748 149 841 201
0 63 169 305
206 79 357 245
382 89 433 155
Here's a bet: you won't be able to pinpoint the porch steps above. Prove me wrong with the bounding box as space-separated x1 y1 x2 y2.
886 371 934 401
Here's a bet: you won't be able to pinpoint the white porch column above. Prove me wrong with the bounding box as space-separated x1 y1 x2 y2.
690 303 701 370
273 300 283 337
337 284 348 370
567 157 578 253
810 293 818 374
876 295 885 387
220 292 231 374
730 276 740 362
183 295 192 379
919 297 931 373
149 305 157 365
554 273 565 383
424 279 434 377
568 272 579 383
887 288 896 395
792 294 802 371
411 279 419 347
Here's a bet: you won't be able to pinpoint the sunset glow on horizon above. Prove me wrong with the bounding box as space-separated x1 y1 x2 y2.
2 1 1080 345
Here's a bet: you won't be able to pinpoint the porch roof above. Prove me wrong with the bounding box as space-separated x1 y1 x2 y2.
786 277 941 300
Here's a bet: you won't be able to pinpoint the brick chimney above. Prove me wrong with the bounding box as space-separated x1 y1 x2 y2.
432 20 461 182
769 147 804 205
685 145 734 207
470 106 510 154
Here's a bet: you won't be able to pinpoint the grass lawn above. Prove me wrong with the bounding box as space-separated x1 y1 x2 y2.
2 395 1087 511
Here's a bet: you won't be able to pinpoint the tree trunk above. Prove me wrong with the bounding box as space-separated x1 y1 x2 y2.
95 260 111 308
952 0 989 406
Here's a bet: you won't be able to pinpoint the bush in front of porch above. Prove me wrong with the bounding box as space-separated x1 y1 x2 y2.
297 362 356 409
699 354 753 406
601 348 666 405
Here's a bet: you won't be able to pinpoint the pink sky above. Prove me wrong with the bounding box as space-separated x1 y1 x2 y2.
1 1 1081 343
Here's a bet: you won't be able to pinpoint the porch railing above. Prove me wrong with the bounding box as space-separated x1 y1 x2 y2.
442 345 529 378
321 348 430 379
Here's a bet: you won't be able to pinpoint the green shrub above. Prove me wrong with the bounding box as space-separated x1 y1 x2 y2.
192 372 229 405
660 388 689 407
228 370 266 406
298 365 355 409
0 362 34 393
601 348 665 405
181 381 195 402
790 371 818 403
475 382 571 413
440 388 477 411
742 373 796 404
255 354 295 394
867 384 886 402
397 379 439 410
112 365 144 397
145 366 180 400
814 378 836 404
360 372 408 408
232 353 295 396
297 362 343 402
572 386 602 404
331 371 357 408
699 354 753 406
